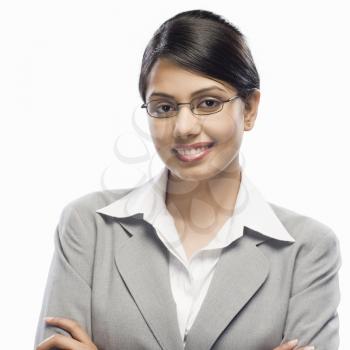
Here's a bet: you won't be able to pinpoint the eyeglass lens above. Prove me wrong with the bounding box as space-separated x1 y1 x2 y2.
147 96 225 118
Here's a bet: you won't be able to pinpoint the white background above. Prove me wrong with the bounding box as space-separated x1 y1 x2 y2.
0 0 349 348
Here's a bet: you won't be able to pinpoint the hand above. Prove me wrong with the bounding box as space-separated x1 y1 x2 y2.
273 339 315 350
36 317 98 350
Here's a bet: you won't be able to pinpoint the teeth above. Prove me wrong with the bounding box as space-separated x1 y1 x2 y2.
176 146 209 156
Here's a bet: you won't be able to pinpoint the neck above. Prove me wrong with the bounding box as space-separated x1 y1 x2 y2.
165 162 242 226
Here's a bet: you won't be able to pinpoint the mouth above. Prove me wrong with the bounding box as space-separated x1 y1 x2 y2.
172 142 215 162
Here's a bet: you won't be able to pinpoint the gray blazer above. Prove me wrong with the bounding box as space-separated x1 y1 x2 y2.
34 188 342 350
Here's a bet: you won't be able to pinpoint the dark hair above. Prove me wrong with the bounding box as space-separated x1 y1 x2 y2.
138 9 260 104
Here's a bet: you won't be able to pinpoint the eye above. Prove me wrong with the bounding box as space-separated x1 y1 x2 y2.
158 103 175 112
153 101 176 113
198 98 221 108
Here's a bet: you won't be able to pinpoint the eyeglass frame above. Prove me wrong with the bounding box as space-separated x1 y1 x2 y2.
140 94 241 118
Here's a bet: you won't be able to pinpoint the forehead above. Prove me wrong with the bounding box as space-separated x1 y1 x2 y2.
145 58 235 100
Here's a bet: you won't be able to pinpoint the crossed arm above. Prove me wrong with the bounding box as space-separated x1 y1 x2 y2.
280 230 342 349
34 204 342 350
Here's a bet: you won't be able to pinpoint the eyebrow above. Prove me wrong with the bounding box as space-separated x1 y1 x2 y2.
148 86 228 100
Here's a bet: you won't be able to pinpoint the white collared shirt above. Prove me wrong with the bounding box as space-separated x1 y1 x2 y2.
96 166 295 346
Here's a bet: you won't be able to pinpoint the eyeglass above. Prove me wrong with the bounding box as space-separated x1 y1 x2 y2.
141 95 240 118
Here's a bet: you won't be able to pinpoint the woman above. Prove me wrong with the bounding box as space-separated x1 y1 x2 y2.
34 9 341 350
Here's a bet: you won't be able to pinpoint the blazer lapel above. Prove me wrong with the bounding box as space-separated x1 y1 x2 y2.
112 216 272 350
184 227 270 350
113 218 184 350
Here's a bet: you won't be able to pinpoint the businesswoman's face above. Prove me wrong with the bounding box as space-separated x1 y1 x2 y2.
145 58 260 181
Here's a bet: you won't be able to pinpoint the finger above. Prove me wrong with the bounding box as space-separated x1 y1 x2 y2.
36 333 86 350
296 347 315 350
44 317 93 345
273 339 299 350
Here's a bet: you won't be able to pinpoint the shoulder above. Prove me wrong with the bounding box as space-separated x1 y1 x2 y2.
55 187 135 251
55 187 138 239
268 202 340 259
269 203 342 306
268 201 341 256
60 187 133 219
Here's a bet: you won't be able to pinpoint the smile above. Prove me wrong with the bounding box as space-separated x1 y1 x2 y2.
173 143 215 162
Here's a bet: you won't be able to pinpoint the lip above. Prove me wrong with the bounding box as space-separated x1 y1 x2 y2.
173 141 215 151
172 141 215 163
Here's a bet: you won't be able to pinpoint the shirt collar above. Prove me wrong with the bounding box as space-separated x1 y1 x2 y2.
96 165 295 243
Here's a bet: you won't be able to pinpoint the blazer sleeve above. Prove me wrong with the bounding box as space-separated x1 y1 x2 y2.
33 203 95 350
281 229 342 350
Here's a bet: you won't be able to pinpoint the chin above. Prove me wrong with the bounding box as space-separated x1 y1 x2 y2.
168 163 222 182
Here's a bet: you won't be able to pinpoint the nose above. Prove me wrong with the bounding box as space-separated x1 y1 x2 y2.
172 104 201 139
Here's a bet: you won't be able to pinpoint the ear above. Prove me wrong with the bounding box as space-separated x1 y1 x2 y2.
243 89 260 131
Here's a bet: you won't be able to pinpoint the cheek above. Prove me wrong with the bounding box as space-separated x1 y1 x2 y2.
148 120 174 149
205 115 243 146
